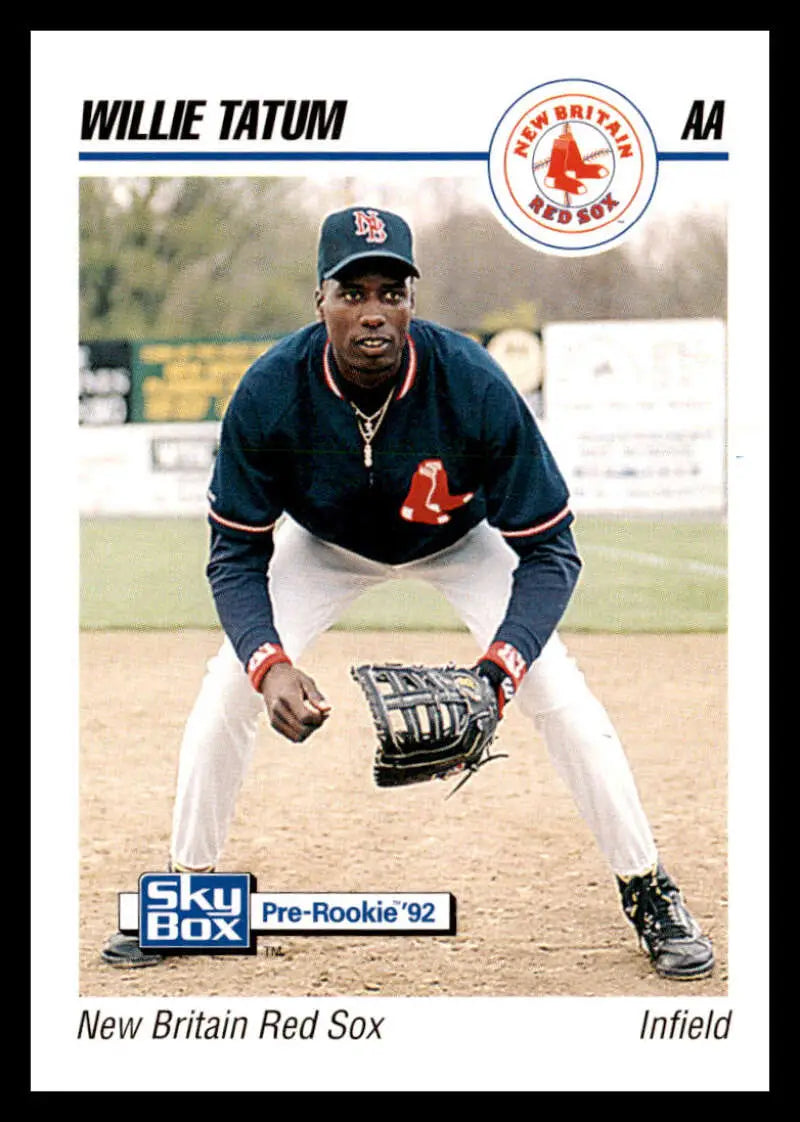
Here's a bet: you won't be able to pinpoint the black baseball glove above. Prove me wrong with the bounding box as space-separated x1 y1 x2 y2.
351 663 505 792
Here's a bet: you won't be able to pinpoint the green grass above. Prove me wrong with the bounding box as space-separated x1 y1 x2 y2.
81 518 215 631
567 516 727 632
80 515 727 633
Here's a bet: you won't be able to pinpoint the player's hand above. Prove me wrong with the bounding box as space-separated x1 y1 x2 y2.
260 662 331 743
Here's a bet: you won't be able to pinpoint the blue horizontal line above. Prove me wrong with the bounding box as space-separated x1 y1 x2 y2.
657 151 729 161
77 148 729 164
78 150 488 162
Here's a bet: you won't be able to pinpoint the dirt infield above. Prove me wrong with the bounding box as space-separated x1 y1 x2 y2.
80 629 727 999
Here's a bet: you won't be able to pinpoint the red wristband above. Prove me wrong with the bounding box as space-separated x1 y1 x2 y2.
247 642 292 691
481 641 528 692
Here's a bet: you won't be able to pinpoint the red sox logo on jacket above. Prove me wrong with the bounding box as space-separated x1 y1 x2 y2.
400 460 474 525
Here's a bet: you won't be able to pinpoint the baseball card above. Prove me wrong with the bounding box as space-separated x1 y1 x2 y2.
31 28 769 1092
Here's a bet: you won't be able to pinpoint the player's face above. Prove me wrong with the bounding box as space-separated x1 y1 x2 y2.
316 268 415 388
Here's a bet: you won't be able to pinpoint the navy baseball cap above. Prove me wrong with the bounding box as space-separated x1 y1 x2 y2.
317 206 420 283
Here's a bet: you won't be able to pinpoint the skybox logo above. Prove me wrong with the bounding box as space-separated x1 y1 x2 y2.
139 873 253 951
488 79 658 255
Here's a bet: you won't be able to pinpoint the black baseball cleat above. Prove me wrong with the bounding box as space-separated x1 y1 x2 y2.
617 864 715 979
100 932 164 968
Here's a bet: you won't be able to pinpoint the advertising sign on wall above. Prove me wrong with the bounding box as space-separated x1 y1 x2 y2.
542 319 727 513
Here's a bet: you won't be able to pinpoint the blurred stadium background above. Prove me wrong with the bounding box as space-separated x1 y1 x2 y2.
79 176 727 636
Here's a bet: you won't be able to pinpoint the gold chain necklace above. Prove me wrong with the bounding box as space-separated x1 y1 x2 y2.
349 387 395 468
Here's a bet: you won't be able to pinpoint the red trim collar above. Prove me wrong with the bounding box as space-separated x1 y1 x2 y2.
322 335 417 401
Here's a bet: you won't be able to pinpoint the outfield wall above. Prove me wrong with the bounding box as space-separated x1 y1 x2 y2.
79 422 220 517
78 318 726 517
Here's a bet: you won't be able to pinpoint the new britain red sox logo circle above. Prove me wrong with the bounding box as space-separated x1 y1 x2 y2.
488 79 658 255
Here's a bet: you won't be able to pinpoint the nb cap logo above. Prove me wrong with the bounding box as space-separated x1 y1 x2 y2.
488 78 658 256
353 209 388 244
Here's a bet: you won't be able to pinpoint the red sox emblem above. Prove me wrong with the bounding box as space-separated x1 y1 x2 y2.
487 78 659 254
400 460 474 525
353 209 388 244
543 122 610 196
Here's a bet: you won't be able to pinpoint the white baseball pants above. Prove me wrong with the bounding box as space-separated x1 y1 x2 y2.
171 517 658 877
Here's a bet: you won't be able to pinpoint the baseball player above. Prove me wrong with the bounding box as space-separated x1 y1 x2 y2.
102 205 714 978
